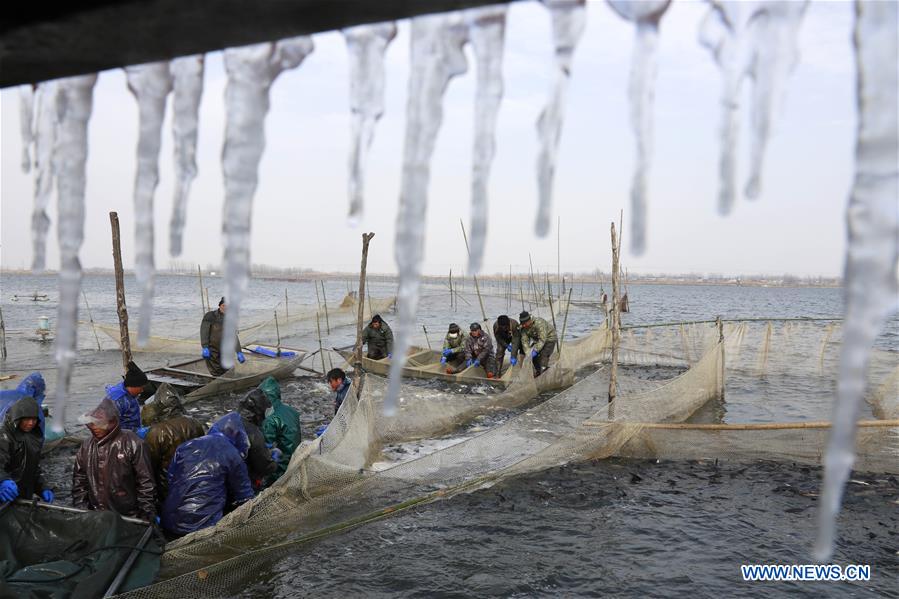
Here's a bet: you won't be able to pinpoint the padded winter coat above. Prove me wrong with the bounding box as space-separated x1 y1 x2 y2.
0 373 47 431
259 377 301 477
104 381 142 431
145 415 206 500
0 396 47 498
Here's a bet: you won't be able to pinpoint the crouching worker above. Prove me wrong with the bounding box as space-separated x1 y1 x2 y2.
519 311 558 377
327 368 352 414
441 323 467 374
464 322 497 379
237 389 278 490
142 384 206 503
259 377 301 479
104 360 147 431
161 413 254 537
0 396 54 504
72 399 156 522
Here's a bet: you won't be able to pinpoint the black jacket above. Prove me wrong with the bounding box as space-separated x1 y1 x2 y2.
238 389 276 488
0 396 46 498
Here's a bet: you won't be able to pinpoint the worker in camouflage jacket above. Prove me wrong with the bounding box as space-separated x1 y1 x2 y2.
463 322 497 379
518 311 558 377
493 315 524 372
361 314 394 360
440 323 468 374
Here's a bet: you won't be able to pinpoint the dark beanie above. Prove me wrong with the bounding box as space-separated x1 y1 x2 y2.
519 311 531 323
469 322 481 331
497 315 510 328
218 297 226 306
124 361 149 387
370 314 382 324
448 323 460 333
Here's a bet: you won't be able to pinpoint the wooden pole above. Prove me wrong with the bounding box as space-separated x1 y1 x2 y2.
354 233 375 385
320 280 331 335
609 221 621 404
285 288 289 322
205 287 210 312
547 285 560 356
422 324 432 350
557 215 561 299
459 220 487 322
109 212 132 370
82 290 102 351
315 312 325 372
449 269 454 310
0 306 7 360
716 315 725 400
197 264 206 314
274 311 282 356
560 287 573 354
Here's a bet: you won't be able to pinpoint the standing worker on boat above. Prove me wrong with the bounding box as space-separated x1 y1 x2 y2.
464 322 497 379
441 323 467 374
104 361 147 431
258 377 301 479
493 315 523 372
519 311 558 377
72 399 156 522
0 396 55 504
361 314 393 360
200 297 246 376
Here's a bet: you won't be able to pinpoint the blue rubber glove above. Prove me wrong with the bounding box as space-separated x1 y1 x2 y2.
136 426 150 440
202 346 211 359
440 356 447 365
510 356 518 366
507 344 513 352
0 479 19 502
155 516 161 525
41 489 54 503
236 352 246 364
531 349 538 359
271 448 283 463
473 359 480 367
387 353 392 359
465 359 473 368
265 442 273 449
442 349 452 357
315 424 328 438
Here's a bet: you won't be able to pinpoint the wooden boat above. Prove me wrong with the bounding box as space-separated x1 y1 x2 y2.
144 344 308 404
337 346 514 387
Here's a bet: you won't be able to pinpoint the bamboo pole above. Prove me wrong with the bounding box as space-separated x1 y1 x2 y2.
314 280 322 313
559 287 573 353
519 283 525 312
274 311 282 356
197 265 206 314
285 288 289 321
449 269 454 310
0 307 7 360
82 290 102 351
320 280 331 335
716 315 725 400
459 220 487 322
557 215 561 299
354 233 375 390
205 287 210 312
109 212 132 370
609 221 621 404
547 286 559 356
315 312 325 372
422 324 432 350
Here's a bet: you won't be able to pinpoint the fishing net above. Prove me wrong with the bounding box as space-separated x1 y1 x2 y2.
116 319 896 598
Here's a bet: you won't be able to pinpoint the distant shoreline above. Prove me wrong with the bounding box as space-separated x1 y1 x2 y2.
1 269 843 288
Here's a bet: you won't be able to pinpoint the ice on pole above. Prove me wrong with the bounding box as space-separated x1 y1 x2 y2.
169 54 206 257
220 38 314 368
815 0 898 562
342 22 397 225
386 12 470 415
700 0 808 214
606 0 671 256
465 5 507 275
53 74 98 433
535 0 586 238
31 82 60 272
19 85 34 173
126 61 174 346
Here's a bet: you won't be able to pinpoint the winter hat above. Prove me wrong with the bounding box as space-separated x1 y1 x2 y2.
370 314 383 325
496 315 510 328
448 323 460 333
519 311 532 323
123 361 149 387
218 297 226 306
469 322 482 332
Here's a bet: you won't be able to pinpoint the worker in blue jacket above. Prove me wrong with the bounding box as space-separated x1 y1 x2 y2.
104 361 146 431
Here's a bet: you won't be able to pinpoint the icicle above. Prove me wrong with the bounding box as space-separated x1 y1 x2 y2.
125 62 174 346
386 13 469 415
169 55 205 257
815 0 898 561
607 0 670 255
220 38 314 368
535 0 586 237
19 85 34 173
31 82 60 272
465 5 507 275
700 0 808 214
53 74 98 434
342 23 397 224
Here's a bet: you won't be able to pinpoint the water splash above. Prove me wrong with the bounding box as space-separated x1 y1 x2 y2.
53 74 98 433
220 38 314 368
700 0 808 214
535 0 586 237
31 82 59 272
815 0 898 561
125 62 174 347
607 0 671 256
19 85 34 173
386 12 469 415
169 55 205 257
465 5 507 275
343 22 397 223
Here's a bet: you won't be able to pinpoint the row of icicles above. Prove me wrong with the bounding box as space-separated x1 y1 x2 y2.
14 0 897 563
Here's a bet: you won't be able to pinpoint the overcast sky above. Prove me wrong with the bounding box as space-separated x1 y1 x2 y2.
1 1 857 277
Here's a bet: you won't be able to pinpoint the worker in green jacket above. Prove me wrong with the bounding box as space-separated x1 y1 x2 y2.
519 311 558 377
440 323 467 374
361 314 394 360
258 377 301 479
